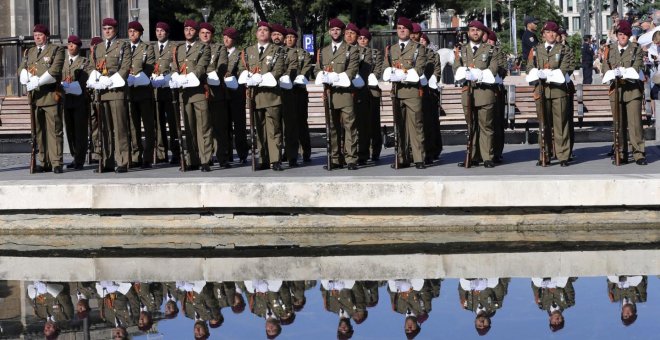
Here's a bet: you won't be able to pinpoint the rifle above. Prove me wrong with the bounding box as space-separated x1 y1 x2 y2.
171 45 187 171
87 93 93 165
612 73 622 166
126 87 133 169
537 79 548 167
464 80 475 168
28 90 37 173
318 49 333 170
93 89 105 173
386 45 401 169
241 50 258 171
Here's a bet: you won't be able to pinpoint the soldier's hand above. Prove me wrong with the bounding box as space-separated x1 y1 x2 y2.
26 77 39 91
537 70 547 80
99 76 113 88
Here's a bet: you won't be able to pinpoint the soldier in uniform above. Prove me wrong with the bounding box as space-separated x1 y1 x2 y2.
344 22 372 166
171 19 213 171
320 280 367 338
531 277 577 332
27 281 74 323
61 35 89 170
388 279 438 338
521 17 539 70
315 18 360 170
458 278 509 336
242 21 287 171
419 32 444 164
485 30 507 164
86 18 132 173
454 20 499 168
357 28 384 161
18 24 65 173
129 282 163 331
602 20 648 165
244 280 294 338
69 281 98 320
151 22 179 164
270 23 299 167
199 22 231 169
607 275 647 326
178 281 222 327
96 281 138 329
126 21 156 168
385 17 428 169
285 28 314 163
222 28 249 164
527 21 575 167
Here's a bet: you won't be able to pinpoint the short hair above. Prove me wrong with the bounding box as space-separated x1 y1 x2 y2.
266 319 282 339
621 304 638 326
164 300 179 319
138 311 154 331
405 316 421 339
652 31 660 44
194 321 210 340
337 318 354 340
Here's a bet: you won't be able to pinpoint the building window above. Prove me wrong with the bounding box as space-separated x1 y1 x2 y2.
77 1 91 39
606 15 612 30
114 0 129 38
563 17 569 31
559 0 564 12
34 0 50 28
568 0 573 12
573 17 581 31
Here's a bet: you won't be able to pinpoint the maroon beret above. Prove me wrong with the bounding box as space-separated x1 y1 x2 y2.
33 24 50 36
421 33 430 43
397 17 413 31
128 21 144 32
102 18 117 27
358 28 371 40
270 23 286 35
468 20 488 32
616 20 632 36
412 23 422 34
541 21 559 33
156 22 170 33
223 27 238 40
487 30 497 42
285 28 298 38
184 19 198 30
90 36 102 47
199 22 215 34
345 23 359 33
257 21 271 30
67 35 82 46
328 18 345 30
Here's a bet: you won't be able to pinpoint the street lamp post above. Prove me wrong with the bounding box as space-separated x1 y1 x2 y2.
385 8 396 29
129 8 140 22
201 7 211 23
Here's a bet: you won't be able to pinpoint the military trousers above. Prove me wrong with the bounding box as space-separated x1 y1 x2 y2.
394 96 425 164
227 87 249 161
295 87 312 160
281 89 299 162
422 87 442 160
329 105 358 165
354 88 371 162
610 96 645 161
182 99 213 166
368 93 383 159
254 105 282 165
100 99 129 168
462 102 494 162
63 100 88 165
34 103 64 168
154 93 173 161
209 97 231 164
89 101 100 160
164 94 182 161
128 97 155 165
492 87 505 160
535 96 571 162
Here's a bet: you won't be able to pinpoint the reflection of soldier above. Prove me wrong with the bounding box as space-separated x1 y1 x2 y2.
245 280 294 339
69 281 97 319
177 281 222 328
212 281 246 313
287 280 316 312
194 320 210 339
129 282 163 331
607 275 647 326
96 281 137 328
27 281 74 323
362 280 380 309
43 320 61 340
388 279 441 339
321 280 368 339
458 278 509 336
531 277 576 332
163 282 180 319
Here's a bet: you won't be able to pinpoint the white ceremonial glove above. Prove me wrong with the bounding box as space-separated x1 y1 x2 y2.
20 69 29 85
99 76 113 88
27 76 39 91
537 70 547 80
246 76 259 87
465 70 475 81
614 67 623 78
61 81 70 89
251 73 263 85
294 74 308 85
127 74 136 87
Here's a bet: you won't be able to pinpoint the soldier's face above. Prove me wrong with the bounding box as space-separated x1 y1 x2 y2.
543 30 558 44
397 25 410 41
266 320 279 336
410 32 420 42
138 312 152 329
475 316 490 330
357 36 369 47
43 322 57 336
256 26 270 43
33 32 47 46
404 318 418 333
194 323 208 339
67 42 80 56
549 312 563 326
128 28 141 44
112 327 127 339
285 34 297 48
329 27 342 41
184 27 197 41
468 27 484 43
337 319 351 334
617 32 630 46
344 30 358 45
199 28 213 43
103 26 116 40
420 37 428 47
224 35 234 48
156 27 168 42
621 305 635 320
271 31 283 44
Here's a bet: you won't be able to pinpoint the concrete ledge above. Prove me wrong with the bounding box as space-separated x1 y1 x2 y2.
1 174 659 210
1 250 658 281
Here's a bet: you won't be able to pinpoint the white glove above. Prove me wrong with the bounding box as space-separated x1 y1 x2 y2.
328 72 340 83
20 69 30 85
61 81 70 89
321 73 332 85
614 68 623 78
246 76 259 87
251 73 263 85
168 79 180 88
26 76 39 91
127 74 136 87
294 75 308 85
99 76 113 88
465 70 475 81
537 70 547 80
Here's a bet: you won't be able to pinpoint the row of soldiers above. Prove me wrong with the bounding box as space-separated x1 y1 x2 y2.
26 276 648 338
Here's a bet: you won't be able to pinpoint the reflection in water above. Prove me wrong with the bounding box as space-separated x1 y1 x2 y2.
1 275 657 339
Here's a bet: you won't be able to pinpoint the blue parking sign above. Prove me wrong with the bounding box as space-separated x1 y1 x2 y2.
303 34 314 54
